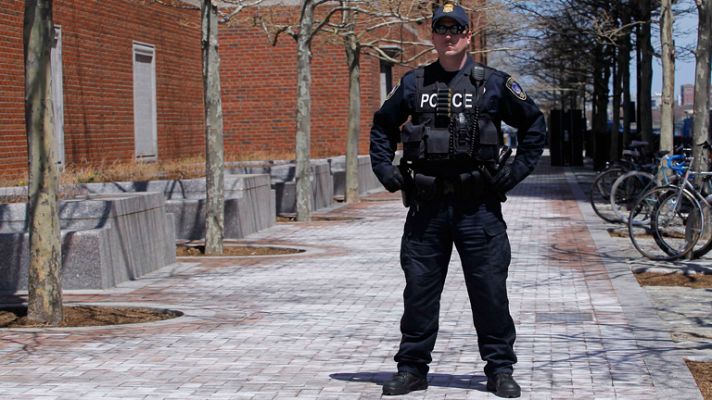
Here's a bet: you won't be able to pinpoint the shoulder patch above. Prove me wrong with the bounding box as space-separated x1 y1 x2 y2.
506 77 527 101
385 81 400 101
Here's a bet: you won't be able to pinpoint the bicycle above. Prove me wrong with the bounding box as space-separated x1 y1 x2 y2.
609 153 689 223
589 141 652 223
627 158 712 261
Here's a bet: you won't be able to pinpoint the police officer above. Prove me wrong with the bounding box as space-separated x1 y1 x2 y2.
370 2 546 397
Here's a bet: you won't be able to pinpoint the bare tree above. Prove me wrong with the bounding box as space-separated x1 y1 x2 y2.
659 0 675 153
610 3 636 160
499 0 680 166
326 0 430 204
500 0 617 167
635 0 654 144
257 0 345 221
157 0 263 254
24 0 63 325
342 6 361 204
691 0 712 172
202 0 225 255
294 0 318 221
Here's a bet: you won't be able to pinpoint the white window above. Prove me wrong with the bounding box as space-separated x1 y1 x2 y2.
51 25 65 167
132 43 157 160
379 60 393 105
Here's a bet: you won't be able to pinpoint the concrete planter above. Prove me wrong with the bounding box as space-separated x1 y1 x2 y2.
329 155 383 198
0 192 175 290
74 174 276 240
227 160 334 215
226 155 385 215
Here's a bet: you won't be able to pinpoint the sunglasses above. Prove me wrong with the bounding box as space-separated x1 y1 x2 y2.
432 24 467 35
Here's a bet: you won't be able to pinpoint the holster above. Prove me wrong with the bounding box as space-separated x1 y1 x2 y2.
398 162 415 208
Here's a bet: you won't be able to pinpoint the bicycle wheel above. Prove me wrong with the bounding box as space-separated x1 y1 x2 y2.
627 186 702 261
690 203 712 259
610 171 656 223
689 180 712 258
651 186 703 260
590 168 626 223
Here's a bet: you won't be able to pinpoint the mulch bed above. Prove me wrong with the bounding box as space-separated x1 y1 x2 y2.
276 215 360 223
176 245 303 257
634 272 711 397
0 305 181 328
686 360 712 400
634 271 712 288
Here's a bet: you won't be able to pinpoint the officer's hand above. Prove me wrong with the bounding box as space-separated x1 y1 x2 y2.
381 166 405 193
493 165 517 193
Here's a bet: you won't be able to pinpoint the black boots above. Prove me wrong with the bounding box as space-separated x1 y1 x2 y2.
382 371 428 396
382 371 519 397
486 373 521 398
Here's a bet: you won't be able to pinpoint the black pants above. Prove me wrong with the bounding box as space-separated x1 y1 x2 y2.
395 197 516 378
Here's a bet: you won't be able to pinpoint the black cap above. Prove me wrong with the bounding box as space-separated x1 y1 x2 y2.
432 2 469 28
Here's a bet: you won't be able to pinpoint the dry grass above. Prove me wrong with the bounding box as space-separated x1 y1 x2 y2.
0 151 301 190
60 157 207 185
0 157 206 189
0 157 207 204
0 152 305 204
225 150 295 163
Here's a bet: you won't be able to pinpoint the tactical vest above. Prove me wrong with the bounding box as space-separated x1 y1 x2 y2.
401 65 500 168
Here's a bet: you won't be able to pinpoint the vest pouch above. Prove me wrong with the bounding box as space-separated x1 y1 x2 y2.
401 122 426 161
424 127 450 159
477 115 500 161
413 173 438 201
478 115 499 145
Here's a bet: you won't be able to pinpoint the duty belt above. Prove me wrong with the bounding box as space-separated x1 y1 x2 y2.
410 171 487 202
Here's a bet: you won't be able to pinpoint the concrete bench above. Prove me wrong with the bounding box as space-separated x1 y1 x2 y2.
0 192 175 290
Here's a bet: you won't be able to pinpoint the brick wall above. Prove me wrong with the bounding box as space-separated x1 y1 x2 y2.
219 14 385 160
0 1 484 179
0 0 203 179
0 4 26 178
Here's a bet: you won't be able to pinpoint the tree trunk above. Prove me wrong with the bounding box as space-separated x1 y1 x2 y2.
295 0 314 221
611 46 621 161
201 0 224 255
659 0 675 153
692 0 712 172
621 10 632 147
344 31 360 204
636 0 653 144
593 44 611 169
635 25 642 130
24 0 62 325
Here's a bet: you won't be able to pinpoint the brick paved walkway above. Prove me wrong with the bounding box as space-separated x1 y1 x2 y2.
0 156 707 399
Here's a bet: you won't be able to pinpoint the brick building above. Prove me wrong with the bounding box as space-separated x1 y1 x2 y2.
217 3 431 160
0 0 205 180
0 0 484 180
680 84 695 108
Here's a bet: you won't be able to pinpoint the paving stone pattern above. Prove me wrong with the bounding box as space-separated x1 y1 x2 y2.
0 156 707 400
